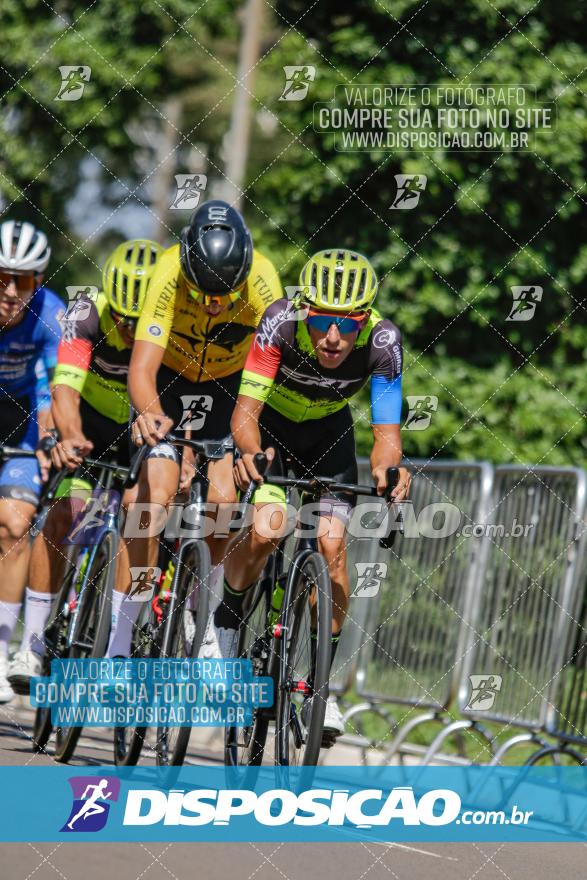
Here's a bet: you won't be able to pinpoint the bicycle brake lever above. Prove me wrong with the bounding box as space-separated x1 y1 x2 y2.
241 452 268 507
379 467 401 550
125 444 149 489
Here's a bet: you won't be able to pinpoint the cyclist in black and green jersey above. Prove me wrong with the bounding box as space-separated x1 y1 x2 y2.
205 249 412 739
7 240 163 692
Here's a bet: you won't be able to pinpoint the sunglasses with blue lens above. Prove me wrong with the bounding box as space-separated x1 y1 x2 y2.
306 311 367 333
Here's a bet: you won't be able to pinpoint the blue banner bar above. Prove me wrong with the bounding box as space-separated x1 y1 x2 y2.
0 766 585 842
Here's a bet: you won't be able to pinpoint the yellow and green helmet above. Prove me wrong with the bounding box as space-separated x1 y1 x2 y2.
102 239 163 317
299 248 378 312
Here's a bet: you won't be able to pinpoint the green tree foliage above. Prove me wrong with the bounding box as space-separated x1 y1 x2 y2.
247 0 587 464
0 0 238 288
1 1 584 464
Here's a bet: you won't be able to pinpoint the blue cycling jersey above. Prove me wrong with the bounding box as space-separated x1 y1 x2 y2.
0 287 63 502
0 286 63 400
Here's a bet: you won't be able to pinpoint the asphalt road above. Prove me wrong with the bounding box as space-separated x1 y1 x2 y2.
1 699 585 880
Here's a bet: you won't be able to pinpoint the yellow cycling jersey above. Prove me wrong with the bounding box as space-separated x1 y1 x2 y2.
135 244 283 382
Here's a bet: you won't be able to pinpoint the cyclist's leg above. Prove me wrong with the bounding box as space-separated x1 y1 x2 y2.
216 429 290 659
108 452 179 658
21 397 120 667
0 404 44 696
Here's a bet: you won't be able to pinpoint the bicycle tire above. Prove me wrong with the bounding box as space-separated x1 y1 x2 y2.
224 580 271 768
54 533 116 763
113 597 163 766
276 551 331 767
155 539 211 767
31 562 79 753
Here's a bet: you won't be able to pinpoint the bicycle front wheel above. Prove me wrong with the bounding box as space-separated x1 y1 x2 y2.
32 559 78 753
155 539 210 767
276 552 331 767
54 533 116 763
224 579 272 768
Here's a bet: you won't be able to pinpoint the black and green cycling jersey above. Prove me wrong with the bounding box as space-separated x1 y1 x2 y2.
240 299 403 423
53 292 131 423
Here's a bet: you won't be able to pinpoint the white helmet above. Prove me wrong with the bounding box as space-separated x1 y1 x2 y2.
0 220 51 274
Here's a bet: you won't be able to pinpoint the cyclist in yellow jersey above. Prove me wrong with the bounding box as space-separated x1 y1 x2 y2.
127 201 282 638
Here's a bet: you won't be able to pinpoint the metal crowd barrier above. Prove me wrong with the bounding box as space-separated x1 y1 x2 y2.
339 460 494 762
427 466 587 766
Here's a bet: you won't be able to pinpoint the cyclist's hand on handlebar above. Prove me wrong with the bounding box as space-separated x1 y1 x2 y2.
36 431 56 482
131 413 174 448
373 465 411 501
36 448 51 482
51 435 93 471
233 447 275 491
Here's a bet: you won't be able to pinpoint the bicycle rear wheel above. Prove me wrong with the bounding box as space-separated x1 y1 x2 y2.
155 539 210 766
224 579 272 768
53 533 116 763
276 552 331 767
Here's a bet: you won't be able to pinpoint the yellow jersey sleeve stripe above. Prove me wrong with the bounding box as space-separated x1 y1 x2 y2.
53 363 87 393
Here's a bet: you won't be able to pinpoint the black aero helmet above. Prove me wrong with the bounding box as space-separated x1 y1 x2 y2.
179 200 253 296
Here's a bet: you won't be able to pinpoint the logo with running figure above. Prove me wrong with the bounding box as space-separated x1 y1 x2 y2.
465 674 503 711
352 562 388 598
66 490 120 545
61 776 120 832
177 394 214 431
404 395 438 431
279 66 316 101
55 66 91 101
64 286 99 322
170 174 208 210
128 566 161 601
390 174 427 210
506 285 543 321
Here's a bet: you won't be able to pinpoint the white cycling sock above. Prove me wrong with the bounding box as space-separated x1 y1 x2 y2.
0 601 21 658
208 563 225 612
19 589 53 657
106 592 142 658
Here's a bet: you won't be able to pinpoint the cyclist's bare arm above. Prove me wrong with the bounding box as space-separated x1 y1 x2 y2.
128 340 173 446
371 423 410 500
230 394 274 488
51 384 93 469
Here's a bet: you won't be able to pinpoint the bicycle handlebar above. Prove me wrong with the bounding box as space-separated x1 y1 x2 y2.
242 452 401 500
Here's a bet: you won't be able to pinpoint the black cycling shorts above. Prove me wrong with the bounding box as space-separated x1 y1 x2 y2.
258 404 358 513
79 398 131 467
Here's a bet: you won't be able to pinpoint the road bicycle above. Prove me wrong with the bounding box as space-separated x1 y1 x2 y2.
225 455 399 768
154 434 233 767
31 445 148 761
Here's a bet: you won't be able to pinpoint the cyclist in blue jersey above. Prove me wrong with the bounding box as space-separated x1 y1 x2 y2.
0 221 63 702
